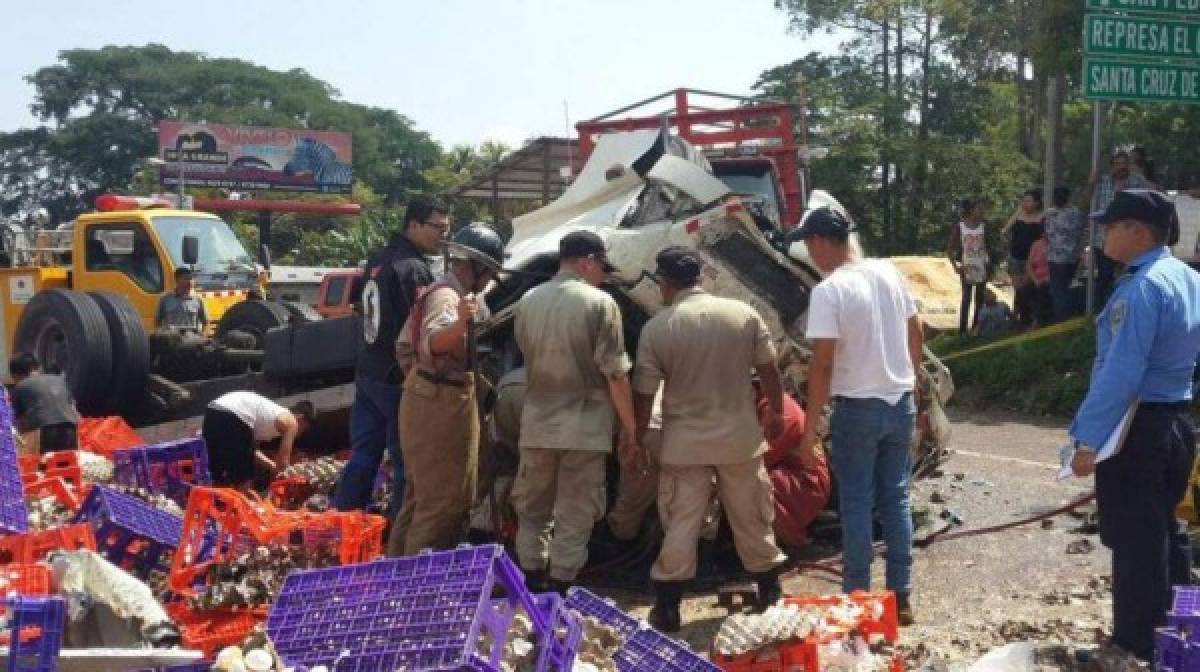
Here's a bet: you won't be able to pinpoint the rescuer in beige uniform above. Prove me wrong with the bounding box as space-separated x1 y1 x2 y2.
634 246 789 633
513 231 638 593
388 224 504 556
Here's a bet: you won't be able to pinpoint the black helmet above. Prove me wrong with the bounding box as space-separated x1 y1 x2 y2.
445 223 505 270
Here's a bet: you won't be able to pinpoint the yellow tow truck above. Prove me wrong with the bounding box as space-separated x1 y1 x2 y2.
0 195 357 425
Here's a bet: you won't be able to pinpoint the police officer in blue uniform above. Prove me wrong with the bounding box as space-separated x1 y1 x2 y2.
1069 189 1200 661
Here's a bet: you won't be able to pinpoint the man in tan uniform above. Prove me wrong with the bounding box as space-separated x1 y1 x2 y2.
634 246 789 632
513 231 638 593
388 224 504 556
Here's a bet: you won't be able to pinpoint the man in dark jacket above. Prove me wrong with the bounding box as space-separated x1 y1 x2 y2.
9 353 79 454
334 198 446 517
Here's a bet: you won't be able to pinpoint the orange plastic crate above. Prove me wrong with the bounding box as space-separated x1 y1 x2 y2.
18 455 39 483
783 592 899 644
164 602 263 658
77 416 144 458
24 476 82 511
268 477 314 510
169 487 384 598
0 524 96 565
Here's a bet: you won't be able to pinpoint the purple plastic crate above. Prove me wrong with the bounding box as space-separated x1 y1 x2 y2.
5 596 64 672
565 589 715 672
1157 627 1195 672
615 628 721 672
73 485 183 577
1170 586 1200 643
0 387 29 536
133 663 211 672
113 438 211 507
531 593 583 672
564 587 641 639
266 544 547 672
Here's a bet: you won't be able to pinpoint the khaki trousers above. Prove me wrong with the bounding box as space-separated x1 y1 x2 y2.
512 448 607 581
606 429 662 540
388 373 478 556
651 457 786 582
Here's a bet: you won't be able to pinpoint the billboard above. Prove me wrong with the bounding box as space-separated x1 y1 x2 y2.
156 121 353 193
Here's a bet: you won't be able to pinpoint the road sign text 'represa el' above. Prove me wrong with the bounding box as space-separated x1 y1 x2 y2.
1084 58 1200 102
1086 13 1200 58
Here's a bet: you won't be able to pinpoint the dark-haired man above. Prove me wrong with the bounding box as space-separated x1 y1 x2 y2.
794 207 923 626
1068 190 1200 662
8 353 79 454
634 246 788 632
155 267 207 331
335 198 445 516
204 390 315 490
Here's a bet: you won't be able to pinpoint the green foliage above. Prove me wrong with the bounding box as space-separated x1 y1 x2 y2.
943 324 1096 416
1 45 441 220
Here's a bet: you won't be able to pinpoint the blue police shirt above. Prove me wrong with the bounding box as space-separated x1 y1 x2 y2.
1070 246 1200 449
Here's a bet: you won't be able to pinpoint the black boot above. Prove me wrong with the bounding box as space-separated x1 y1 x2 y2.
648 581 686 633
546 578 572 596
752 568 784 613
524 569 548 594
895 592 915 626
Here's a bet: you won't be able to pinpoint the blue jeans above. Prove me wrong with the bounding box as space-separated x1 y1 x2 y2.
334 376 403 516
829 393 916 595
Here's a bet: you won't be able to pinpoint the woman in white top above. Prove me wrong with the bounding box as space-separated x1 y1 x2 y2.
946 198 990 336
203 391 315 490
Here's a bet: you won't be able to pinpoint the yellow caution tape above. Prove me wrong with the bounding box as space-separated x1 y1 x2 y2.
938 317 1090 363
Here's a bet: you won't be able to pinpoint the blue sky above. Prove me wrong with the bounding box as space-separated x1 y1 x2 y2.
2 0 839 148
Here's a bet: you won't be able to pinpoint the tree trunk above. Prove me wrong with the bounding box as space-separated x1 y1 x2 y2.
910 7 934 252
895 16 908 249
1043 73 1064 198
1015 0 1031 159
881 16 892 254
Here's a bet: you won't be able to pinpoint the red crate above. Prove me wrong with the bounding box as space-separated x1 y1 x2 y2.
18 455 39 483
77 417 144 458
169 487 384 599
267 477 314 510
164 602 263 659
784 592 899 644
0 524 96 565
24 476 82 511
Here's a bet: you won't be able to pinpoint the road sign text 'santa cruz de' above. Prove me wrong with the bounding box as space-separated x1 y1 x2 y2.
1087 14 1200 58
1085 58 1200 102
1086 0 1200 18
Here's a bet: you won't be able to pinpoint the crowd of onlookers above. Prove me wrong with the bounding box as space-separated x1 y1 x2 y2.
947 145 1160 337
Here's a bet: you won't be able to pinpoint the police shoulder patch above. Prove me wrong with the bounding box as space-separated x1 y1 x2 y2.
1109 299 1127 335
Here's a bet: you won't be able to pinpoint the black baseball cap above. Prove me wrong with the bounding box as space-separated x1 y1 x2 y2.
559 231 617 272
652 246 702 284
791 207 853 240
1091 189 1176 231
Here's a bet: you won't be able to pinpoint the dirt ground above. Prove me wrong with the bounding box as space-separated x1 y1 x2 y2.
603 407 1116 670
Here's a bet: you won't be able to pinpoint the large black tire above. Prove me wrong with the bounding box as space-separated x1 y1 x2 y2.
88 292 151 413
280 300 322 324
215 300 290 350
14 289 113 414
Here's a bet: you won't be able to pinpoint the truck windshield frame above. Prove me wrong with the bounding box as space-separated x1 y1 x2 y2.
150 215 258 287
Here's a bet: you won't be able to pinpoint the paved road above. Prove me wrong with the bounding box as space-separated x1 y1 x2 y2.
610 408 1113 665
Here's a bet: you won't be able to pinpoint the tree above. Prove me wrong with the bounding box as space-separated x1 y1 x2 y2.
1 45 442 221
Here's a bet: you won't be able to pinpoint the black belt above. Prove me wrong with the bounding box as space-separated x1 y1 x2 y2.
416 369 467 388
1140 400 1192 411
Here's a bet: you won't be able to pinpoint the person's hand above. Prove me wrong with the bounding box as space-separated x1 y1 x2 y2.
764 410 786 441
617 429 640 468
794 429 823 468
458 293 481 323
1071 449 1097 477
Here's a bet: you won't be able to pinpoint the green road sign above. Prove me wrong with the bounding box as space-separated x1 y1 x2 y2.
1086 13 1200 59
1086 0 1200 19
1084 57 1200 102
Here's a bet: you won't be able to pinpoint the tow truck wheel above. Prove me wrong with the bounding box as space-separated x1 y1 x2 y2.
279 300 322 324
88 292 151 413
215 299 290 351
14 289 113 414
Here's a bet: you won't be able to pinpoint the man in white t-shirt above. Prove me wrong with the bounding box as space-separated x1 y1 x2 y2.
203 391 315 490
792 207 923 626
